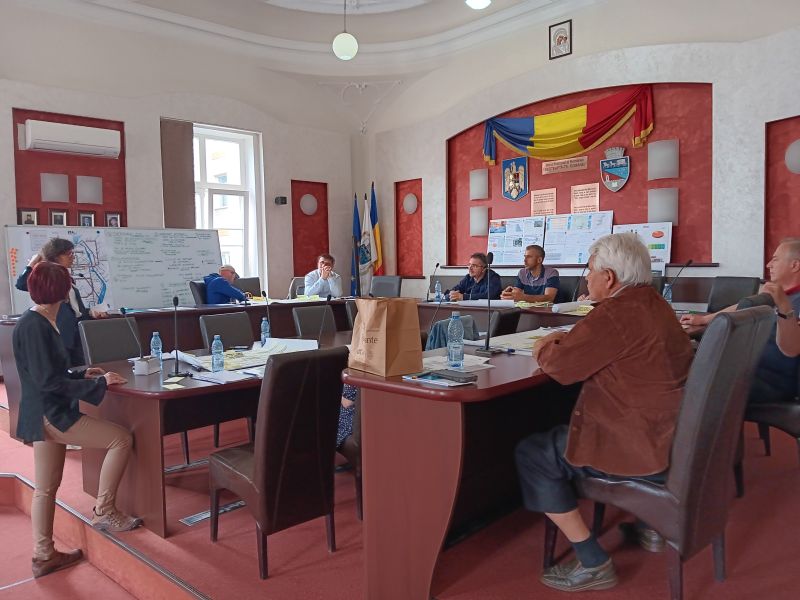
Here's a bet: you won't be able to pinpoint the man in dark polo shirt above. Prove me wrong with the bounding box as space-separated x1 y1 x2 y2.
501 244 560 303
515 233 693 592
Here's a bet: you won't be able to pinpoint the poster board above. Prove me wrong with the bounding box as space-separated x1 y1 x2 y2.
487 216 546 265
612 222 673 274
5 226 222 312
543 210 614 264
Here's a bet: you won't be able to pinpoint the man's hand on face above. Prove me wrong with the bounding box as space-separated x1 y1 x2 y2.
320 264 332 280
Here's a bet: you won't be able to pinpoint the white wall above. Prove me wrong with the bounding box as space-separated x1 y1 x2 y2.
0 79 352 314
372 28 800 298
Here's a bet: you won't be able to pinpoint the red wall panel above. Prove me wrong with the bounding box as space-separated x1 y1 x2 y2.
765 115 800 272
291 180 330 277
395 179 423 276
13 108 126 227
447 83 712 265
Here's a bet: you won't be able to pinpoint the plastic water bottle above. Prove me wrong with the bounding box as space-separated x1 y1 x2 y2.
211 335 224 372
260 317 271 346
447 312 465 369
434 280 442 303
150 332 162 368
662 283 673 303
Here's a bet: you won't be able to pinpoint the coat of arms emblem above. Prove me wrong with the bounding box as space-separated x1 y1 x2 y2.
600 146 630 192
502 156 528 201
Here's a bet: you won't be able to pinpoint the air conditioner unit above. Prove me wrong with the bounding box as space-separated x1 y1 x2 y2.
23 119 121 158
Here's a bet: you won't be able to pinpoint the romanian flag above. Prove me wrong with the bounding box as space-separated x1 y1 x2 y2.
483 85 654 164
370 182 384 275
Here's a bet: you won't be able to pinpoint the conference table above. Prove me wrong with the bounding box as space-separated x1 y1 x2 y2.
342 349 562 600
81 331 353 538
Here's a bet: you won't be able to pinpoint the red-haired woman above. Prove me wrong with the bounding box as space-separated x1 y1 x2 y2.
13 262 142 579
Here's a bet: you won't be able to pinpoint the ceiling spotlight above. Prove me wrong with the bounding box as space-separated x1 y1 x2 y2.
332 0 358 61
465 0 491 9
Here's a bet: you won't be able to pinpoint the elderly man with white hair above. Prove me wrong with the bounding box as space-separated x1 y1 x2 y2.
515 232 693 593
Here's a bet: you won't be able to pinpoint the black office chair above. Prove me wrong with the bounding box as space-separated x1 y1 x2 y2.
0 319 23 442
236 277 261 297
189 280 207 305
706 276 761 313
488 309 521 337
293 306 336 337
199 312 254 350
78 318 196 465
288 277 305 299
345 300 358 329
370 276 402 298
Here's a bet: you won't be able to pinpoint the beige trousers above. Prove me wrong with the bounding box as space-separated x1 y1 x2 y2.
32 415 132 559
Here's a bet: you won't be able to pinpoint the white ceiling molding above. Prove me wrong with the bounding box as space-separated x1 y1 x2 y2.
263 0 430 15
21 0 603 76
318 80 402 134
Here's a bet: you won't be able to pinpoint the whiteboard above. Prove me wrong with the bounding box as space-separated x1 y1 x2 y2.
5 226 222 312
543 211 614 264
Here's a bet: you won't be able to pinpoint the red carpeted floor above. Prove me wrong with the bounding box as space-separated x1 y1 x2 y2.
2 381 800 599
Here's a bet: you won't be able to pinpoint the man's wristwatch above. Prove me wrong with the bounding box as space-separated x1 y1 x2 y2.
775 307 797 320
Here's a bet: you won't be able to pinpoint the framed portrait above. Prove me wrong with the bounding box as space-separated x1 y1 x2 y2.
18 208 38 226
78 211 95 228
105 212 122 227
549 19 572 60
49 209 68 227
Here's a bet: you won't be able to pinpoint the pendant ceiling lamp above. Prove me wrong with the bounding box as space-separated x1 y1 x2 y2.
466 0 491 9
332 0 358 61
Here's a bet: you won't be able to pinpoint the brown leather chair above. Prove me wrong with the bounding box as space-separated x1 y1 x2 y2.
209 347 348 579
543 306 774 600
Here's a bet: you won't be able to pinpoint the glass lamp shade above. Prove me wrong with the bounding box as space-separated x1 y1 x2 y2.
332 32 359 61
465 0 491 9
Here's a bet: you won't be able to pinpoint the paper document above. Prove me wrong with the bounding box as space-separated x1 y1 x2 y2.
161 350 205 370
456 299 516 308
193 370 253 384
485 326 575 355
402 373 472 387
551 300 592 313
162 383 185 390
423 354 491 370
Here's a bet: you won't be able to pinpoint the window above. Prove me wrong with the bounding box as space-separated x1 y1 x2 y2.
193 126 260 277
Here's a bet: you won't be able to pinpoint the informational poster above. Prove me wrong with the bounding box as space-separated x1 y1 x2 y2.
531 188 557 216
487 216 546 265
544 210 614 264
612 222 673 274
570 183 600 213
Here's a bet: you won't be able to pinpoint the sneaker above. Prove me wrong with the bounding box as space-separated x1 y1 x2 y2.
540 558 618 592
32 549 83 578
92 508 143 532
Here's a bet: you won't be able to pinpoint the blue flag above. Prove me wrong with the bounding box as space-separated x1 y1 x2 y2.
350 194 361 295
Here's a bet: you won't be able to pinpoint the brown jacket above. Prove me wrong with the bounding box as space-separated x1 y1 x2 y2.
537 285 693 475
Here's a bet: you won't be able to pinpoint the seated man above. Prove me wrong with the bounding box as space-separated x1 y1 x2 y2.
501 244 560 303
204 265 246 304
515 232 693 592
305 254 343 298
681 237 800 402
448 252 502 301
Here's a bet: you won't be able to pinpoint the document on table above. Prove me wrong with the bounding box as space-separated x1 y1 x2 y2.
162 383 185 390
192 370 253 384
481 326 575 355
423 354 492 370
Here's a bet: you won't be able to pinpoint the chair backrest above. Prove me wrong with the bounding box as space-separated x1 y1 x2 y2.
488 309 522 337
236 277 261 296
370 275 402 298
288 277 305 299
736 292 774 310
79 318 142 364
253 347 349 534
706 276 761 313
665 306 774 558
189 280 207 305
0 320 23 441
198 312 253 350
345 300 358 330
292 305 336 337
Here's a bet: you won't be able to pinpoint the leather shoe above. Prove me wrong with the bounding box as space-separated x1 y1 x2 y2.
619 521 666 553
32 549 83 578
541 558 617 592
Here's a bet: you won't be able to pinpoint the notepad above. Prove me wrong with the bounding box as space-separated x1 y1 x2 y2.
162 383 184 390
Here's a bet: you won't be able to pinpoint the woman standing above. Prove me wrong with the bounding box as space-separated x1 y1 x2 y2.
13 262 142 579
16 237 107 366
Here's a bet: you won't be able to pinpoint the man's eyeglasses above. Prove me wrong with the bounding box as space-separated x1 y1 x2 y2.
468 263 485 270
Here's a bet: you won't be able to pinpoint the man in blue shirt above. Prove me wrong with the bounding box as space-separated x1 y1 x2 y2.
204 265 246 304
448 252 502 301
502 244 560 303
304 254 343 298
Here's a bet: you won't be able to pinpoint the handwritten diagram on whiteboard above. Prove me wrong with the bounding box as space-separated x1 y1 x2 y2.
543 211 614 264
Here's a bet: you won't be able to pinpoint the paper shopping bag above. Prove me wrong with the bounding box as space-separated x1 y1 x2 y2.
348 297 423 377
